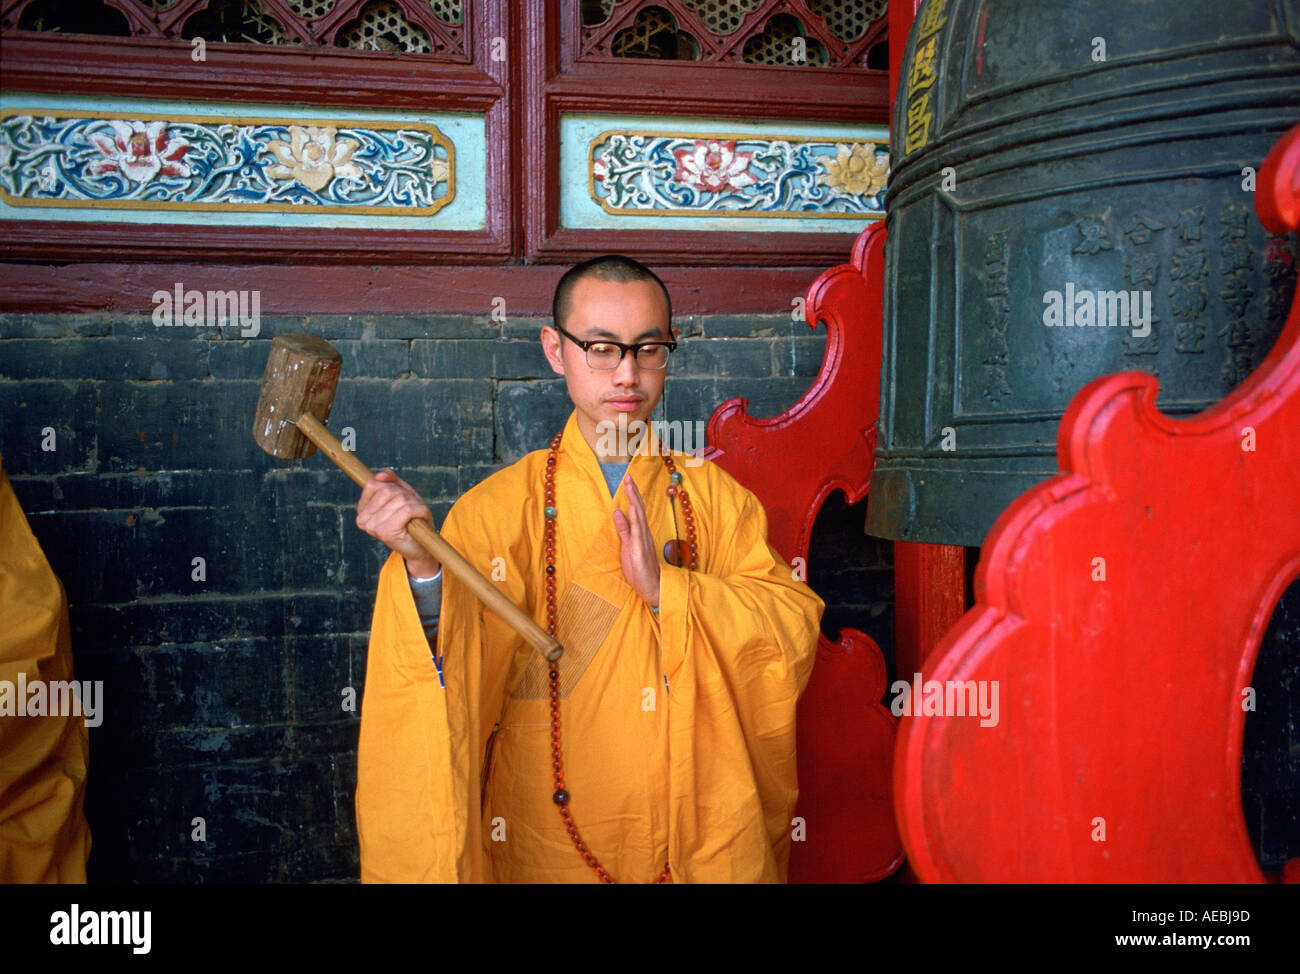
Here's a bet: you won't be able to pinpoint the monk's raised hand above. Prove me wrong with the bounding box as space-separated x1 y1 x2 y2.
356 469 441 579
612 473 662 606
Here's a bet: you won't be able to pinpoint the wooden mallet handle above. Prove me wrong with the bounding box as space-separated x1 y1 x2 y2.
294 412 564 663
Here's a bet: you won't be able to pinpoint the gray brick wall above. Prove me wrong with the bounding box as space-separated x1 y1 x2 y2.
0 311 895 883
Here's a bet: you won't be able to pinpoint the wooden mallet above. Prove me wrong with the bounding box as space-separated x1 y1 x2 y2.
252 333 563 663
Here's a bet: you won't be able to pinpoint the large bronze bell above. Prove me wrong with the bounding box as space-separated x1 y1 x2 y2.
868 0 1300 545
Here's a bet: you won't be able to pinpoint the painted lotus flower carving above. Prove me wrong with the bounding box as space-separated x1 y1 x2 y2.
587 131 887 216
672 139 756 194
820 143 888 196
88 120 191 184
2 112 453 212
266 125 364 192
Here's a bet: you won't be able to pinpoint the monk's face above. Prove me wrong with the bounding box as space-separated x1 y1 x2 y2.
542 276 675 452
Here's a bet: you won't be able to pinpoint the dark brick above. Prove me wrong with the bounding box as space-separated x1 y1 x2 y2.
78 639 290 740
335 338 411 378
265 466 373 508
0 337 209 381
313 313 498 340
132 851 280 883
676 338 771 377
290 840 360 883
458 463 506 494
0 381 98 474
407 467 462 502
329 377 493 469
123 758 338 860
218 334 415 380
148 639 291 731
812 566 891 606
289 314 366 339
700 313 790 338
1258 784 1300 870
338 587 378 633
274 503 347 593
27 510 141 603
295 719 362 758
110 309 273 342
411 338 550 380
332 749 359 844
5 475 60 509
11 469 257 511
289 634 366 725
272 466 457 521
501 315 550 340
496 380 571 463
97 379 263 473
672 315 705 339
664 376 813 426
150 725 295 770
774 333 829 378
339 505 394 591
205 336 282 380
0 314 113 339
70 594 360 652
222 315 305 342
806 491 895 681
394 315 499 340
1241 790 1263 855
121 501 340 596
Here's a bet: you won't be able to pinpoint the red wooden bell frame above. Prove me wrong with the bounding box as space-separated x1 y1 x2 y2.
894 124 1300 883
704 221 904 882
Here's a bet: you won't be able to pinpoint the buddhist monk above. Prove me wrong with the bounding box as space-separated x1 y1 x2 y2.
0 454 91 882
354 255 823 883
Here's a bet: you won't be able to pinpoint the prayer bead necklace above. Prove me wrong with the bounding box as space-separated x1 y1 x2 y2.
543 429 697 884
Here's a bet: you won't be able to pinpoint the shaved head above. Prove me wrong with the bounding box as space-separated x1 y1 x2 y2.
552 255 672 335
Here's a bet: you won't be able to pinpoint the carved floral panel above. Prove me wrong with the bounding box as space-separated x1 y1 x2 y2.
589 131 887 218
0 110 454 215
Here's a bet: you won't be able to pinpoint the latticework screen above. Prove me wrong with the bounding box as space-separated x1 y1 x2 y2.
5 0 468 59
581 0 887 68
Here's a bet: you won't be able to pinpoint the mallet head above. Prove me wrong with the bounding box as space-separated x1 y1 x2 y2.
253 333 343 460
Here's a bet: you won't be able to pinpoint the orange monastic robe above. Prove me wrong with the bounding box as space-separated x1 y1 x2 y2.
356 410 823 883
0 457 90 882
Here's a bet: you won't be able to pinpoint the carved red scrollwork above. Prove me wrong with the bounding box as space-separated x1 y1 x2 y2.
895 124 1300 883
703 221 903 882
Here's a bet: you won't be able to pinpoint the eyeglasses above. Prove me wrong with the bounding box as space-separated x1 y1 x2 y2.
554 322 677 371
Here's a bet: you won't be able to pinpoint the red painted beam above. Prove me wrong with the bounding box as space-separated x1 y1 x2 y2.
0 263 826 315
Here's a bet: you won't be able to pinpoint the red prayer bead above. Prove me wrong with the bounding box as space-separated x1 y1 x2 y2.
542 433 676 885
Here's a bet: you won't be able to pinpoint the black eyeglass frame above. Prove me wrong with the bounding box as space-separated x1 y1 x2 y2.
552 322 678 370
